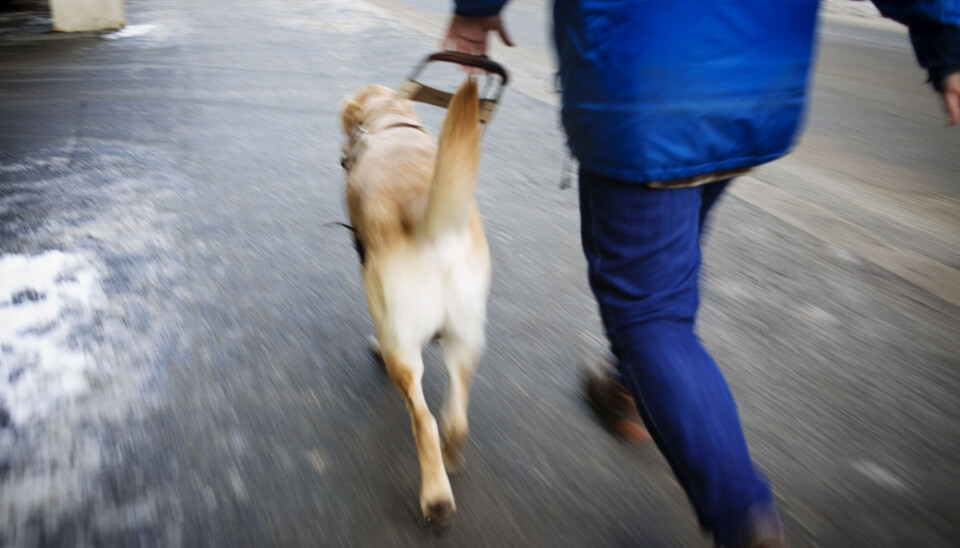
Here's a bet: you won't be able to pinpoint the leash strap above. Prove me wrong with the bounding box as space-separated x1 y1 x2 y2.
396 80 500 125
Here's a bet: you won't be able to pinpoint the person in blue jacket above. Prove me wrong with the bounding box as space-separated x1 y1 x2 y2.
443 1 959 547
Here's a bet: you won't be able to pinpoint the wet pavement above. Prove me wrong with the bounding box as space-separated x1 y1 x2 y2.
0 0 958 546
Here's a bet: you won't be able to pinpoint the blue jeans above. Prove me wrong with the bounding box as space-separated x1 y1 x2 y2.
579 170 772 544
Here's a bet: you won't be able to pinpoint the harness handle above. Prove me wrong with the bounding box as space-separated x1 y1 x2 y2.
395 51 509 128
423 52 509 85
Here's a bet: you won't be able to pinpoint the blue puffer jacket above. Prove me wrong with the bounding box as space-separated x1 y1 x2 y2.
454 0 960 183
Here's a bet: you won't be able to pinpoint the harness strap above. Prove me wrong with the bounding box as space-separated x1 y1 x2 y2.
340 121 428 171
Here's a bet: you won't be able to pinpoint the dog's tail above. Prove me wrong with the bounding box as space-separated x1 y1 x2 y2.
421 78 482 237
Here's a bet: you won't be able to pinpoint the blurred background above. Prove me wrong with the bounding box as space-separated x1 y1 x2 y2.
0 0 958 546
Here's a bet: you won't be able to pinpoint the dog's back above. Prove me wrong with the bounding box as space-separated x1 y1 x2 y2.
345 81 481 249
344 79 489 346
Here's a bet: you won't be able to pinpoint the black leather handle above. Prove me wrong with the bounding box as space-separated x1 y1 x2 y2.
426 51 509 85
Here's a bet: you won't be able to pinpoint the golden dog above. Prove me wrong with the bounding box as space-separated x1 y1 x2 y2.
339 79 489 526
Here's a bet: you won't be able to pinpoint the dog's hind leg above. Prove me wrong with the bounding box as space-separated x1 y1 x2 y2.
440 334 480 473
382 345 455 527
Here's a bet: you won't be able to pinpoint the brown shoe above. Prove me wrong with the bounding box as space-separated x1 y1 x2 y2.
724 505 786 548
584 364 651 444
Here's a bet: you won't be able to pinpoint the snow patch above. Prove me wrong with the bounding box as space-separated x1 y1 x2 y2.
0 251 105 425
104 23 159 40
0 250 141 541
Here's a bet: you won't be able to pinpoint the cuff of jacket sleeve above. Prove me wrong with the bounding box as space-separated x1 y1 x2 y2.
930 63 960 92
454 3 505 18
454 7 503 17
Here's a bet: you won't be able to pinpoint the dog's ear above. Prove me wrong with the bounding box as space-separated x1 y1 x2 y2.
340 85 396 135
340 96 364 135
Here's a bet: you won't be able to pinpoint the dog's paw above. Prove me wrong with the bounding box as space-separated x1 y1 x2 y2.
424 498 455 529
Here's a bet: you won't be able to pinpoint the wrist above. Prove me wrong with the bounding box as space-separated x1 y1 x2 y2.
930 64 960 92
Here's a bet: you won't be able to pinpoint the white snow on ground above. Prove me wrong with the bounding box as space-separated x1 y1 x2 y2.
0 251 105 425
0 250 150 543
104 23 158 40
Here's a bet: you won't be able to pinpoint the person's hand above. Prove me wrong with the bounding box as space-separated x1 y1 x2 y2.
942 71 960 127
442 14 514 56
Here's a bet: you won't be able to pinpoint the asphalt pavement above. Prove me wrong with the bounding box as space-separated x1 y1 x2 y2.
0 0 958 547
